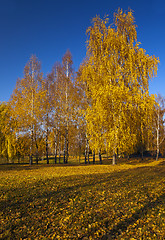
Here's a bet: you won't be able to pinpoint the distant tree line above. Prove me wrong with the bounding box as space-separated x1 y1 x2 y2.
0 9 164 164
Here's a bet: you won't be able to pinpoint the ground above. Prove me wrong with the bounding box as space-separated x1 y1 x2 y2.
0 158 165 239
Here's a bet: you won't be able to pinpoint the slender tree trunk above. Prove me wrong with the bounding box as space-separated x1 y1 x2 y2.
78 137 81 164
6 139 9 164
141 145 144 161
99 150 102 164
54 129 57 164
79 152 81 164
65 62 69 164
6 152 9 164
112 149 116 165
85 148 87 164
35 137 39 165
85 137 88 164
46 128 49 164
93 150 95 164
66 127 69 163
30 63 34 165
63 126 68 164
112 126 117 165
36 155 38 165
87 139 90 164
117 148 119 159
29 126 33 165
156 109 160 161
64 135 66 164
156 147 159 161
58 134 61 164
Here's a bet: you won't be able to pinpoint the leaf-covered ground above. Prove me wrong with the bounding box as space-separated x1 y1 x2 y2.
0 159 165 239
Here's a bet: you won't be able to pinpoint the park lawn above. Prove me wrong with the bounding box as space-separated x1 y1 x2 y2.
0 159 165 239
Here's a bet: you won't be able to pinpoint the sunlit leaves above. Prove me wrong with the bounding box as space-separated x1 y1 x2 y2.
0 102 16 161
0 160 165 239
10 55 44 162
79 9 159 162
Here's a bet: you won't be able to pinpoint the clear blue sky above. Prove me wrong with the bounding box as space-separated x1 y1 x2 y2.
0 0 165 102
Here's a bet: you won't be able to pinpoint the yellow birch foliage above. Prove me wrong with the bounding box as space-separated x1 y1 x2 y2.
10 55 44 157
0 102 16 161
80 9 159 157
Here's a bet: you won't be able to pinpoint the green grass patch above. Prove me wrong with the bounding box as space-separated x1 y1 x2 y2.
0 159 165 239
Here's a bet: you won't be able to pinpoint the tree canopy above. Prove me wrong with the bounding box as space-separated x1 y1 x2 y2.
0 9 162 164
79 9 159 164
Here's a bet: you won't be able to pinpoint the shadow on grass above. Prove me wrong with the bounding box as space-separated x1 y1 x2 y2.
101 192 165 239
1 163 165 239
0 162 88 172
1 164 164 212
0 171 120 209
1 157 163 172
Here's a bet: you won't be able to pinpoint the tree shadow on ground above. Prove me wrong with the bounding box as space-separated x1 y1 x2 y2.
1 164 164 214
1 163 165 239
101 192 165 239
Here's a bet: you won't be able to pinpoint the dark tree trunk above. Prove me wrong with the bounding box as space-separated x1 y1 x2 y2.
85 148 87 164
84 137 89 164
84 138 88 164
66 131 69 163
64 135 66 164
99 150 102 164
59 134 61 164
55 151 57 164
79 141 81 164
141 145 144 161
93 150 95 164
87 139 90 164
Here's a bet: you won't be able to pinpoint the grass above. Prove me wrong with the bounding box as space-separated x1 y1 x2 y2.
0 158 165 239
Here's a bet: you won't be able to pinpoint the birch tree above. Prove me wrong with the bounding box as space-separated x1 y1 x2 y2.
10 55 43 164
79 9 159 164
154 94 165 161
0 102 16 163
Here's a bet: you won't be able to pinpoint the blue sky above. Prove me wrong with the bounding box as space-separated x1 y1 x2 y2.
0 0 165 102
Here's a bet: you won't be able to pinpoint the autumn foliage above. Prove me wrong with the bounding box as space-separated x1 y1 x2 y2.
0 160 165 239
0 8 165 240
79 9 159 164
0 9 162 164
